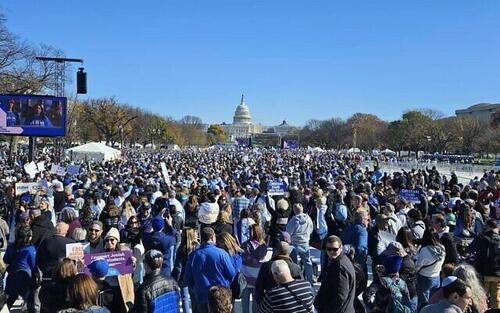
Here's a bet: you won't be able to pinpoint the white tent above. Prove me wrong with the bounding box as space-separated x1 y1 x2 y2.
347 147 361 153
381 148 397 156
66 142 121 162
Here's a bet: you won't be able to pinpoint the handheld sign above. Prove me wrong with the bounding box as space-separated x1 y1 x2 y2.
15 182 41 195
399 188 422 204
267 181 286 196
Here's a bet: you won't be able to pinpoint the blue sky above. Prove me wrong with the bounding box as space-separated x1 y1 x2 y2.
1 1 500 126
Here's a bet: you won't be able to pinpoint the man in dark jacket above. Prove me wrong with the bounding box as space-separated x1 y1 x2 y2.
142 215 177 276
36 222 75 278
474 219 500 309
314 236 356 313
30 208 54 248
254 240 303 305
133 249 180 313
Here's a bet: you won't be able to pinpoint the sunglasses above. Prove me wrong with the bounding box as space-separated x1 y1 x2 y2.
326 247 340 252
89 229 101 233
105 238 117 243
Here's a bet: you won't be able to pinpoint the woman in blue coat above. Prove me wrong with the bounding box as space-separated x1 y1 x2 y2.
3 227 36 309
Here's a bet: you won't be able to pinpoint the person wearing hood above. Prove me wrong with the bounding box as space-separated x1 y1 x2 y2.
286 203 314 283
415 228 446 311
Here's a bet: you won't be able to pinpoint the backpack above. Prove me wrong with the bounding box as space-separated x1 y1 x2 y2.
380 276 412 313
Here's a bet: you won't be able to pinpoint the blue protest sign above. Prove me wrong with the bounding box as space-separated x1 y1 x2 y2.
267 181 286 196
399 188 422 203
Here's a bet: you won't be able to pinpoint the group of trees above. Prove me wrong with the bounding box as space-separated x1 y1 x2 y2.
1 14 498 154
299 109 500 155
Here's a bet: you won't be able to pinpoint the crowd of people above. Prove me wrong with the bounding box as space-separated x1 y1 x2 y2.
0 148 498 313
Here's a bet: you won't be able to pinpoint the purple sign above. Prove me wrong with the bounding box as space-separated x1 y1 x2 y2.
83 250 134 276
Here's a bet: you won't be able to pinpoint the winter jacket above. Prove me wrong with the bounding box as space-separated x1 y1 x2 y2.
474 229 500 277
3 244 36 275
241 239 268 286
30 215 55 248
415 245 445 278
315 253 356 313
142 225 177 276
420 299 463 313
342 222 368 265
37 234 75 277
286 213 313 246
133 271 180 313
184 242 237 304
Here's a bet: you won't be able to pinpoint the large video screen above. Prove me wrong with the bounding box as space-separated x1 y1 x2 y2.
251 133 281 147
0 94 66 137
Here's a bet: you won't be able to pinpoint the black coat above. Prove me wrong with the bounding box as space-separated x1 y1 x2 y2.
315 254 356 313
440 232 460 264
31 215 54 249
36 234 75 277
40 278 71 313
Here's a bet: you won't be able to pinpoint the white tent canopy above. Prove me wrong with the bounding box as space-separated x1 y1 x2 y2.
346 147 361 153
66 142 121 162
381 148 396 155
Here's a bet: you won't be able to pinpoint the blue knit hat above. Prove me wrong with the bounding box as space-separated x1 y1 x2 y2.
89 259 109 278
384 255 403 274
152 216 164 231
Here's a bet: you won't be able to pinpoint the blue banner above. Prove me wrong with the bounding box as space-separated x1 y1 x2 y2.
267 181 286 196
399 188 422 203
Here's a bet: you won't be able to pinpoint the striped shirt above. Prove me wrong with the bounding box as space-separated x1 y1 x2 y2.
258 279 314 313
232 196 250 221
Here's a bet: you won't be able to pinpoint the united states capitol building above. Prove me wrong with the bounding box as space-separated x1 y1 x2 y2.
219 95 295 139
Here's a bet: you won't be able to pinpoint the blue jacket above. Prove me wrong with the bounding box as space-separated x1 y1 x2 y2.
342 222 368 264
4 244 36 276
184 243 237 304
142 225 177 276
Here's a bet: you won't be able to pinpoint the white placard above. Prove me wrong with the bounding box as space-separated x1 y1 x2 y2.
15 182 41 195
50 164 66 176
37 162 45 172
24 161 38 178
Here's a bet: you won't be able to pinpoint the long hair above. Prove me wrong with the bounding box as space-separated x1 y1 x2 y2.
180 228 199 256
419 228 441 248
249 224 265 244
53 257 77 281
454 264 487 313
396 226 416 253
67 273 99 310
216 232 242 256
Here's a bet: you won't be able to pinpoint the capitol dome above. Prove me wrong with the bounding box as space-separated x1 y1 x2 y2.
233 94 252 125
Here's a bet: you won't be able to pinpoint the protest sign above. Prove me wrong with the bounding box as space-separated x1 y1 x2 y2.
267 181 286 196
24 161 38 178
67 165 80 176
66 242 90 272
66 243 133 276
399 188 422 204
50 164 66 176
160 162 171 185
37 162 45 172
84 250 134 276
15 182 41 195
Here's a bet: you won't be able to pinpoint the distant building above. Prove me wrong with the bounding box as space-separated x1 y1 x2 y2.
221 95 266 139
455 103 500 122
